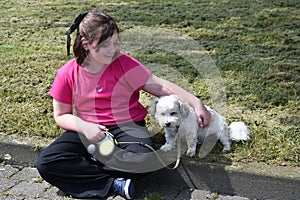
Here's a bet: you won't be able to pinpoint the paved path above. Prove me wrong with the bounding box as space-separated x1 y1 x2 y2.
0 163 251 200
1 140 299 200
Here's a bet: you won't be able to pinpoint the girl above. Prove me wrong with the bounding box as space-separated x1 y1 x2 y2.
35 10 211 199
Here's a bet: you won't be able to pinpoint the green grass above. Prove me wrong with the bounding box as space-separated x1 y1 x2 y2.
0 0 299 167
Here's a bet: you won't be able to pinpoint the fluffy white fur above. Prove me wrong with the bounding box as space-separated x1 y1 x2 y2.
150 95 250 157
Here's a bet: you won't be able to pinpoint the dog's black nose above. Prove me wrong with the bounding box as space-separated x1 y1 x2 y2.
165 122 171 127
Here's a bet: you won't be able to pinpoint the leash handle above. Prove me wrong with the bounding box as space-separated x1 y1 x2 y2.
88 131 181 170
87 132 115 156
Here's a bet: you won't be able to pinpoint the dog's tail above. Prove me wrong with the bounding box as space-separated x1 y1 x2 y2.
228 122 250 142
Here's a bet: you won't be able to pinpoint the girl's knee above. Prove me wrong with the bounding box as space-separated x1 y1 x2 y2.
35 155 49 177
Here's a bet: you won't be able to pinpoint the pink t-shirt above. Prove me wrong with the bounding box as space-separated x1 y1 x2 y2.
49 54 151 126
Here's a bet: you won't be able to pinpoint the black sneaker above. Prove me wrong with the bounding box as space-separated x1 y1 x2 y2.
112 178 135 199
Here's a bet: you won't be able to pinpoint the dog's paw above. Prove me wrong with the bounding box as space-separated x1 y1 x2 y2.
186 149 196 157
160 144 173 152
222 146 231 152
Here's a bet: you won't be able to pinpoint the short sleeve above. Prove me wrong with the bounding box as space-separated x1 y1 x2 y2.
49 64 74 104
118 55 151 91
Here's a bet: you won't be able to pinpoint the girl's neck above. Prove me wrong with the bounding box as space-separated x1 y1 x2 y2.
82 61 106 74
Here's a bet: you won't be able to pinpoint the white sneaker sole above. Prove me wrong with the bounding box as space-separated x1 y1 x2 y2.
124 179 132 199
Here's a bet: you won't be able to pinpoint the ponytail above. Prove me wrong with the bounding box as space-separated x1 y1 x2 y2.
66 11 88 56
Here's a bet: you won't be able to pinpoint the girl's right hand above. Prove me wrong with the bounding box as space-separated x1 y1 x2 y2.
82 123 108 142
52 99 108 141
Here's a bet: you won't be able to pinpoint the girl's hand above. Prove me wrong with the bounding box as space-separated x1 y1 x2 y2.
195 103 211 128
82 123 108 142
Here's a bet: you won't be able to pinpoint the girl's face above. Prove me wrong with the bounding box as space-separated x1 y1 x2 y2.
84 32 119 69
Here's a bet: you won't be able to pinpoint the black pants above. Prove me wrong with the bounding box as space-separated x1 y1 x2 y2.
35 121 163 199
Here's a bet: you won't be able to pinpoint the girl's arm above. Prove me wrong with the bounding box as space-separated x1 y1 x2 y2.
143 74 211 127
53 99 107 141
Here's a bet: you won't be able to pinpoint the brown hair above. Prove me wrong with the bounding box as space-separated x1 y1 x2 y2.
71 11 120 65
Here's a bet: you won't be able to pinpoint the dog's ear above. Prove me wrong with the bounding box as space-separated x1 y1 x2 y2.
178 99 189 118
150 98 159 118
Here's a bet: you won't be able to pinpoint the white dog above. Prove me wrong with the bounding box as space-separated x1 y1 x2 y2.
150 95 250 157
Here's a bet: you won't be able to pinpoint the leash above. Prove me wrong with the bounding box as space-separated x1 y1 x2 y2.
88 131 181 170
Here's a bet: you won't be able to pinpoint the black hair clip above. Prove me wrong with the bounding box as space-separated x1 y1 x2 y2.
67 11 89 56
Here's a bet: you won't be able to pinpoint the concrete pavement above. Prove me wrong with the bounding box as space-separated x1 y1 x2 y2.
1 139 299 200
0 164 252 200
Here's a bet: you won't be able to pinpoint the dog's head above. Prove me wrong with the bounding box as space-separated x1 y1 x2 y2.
150 95 189 129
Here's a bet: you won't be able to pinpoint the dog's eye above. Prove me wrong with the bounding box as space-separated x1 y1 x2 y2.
160 113 165 116
170 112 178 116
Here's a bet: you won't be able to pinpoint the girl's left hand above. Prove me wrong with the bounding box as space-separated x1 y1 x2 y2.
195 103 211 127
